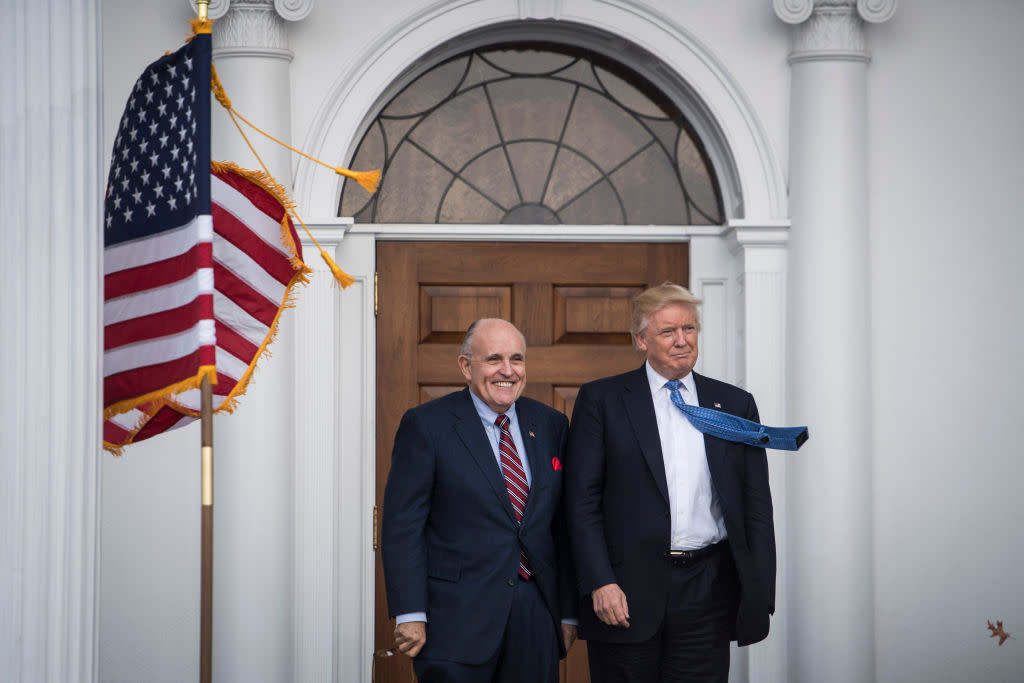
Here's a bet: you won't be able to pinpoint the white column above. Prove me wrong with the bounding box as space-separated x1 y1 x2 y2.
774 1 895 680
0 1 102 682
728 221 792 683
202 1 313 681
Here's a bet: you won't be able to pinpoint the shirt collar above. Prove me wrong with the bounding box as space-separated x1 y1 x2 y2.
468 388 517 426
645 361 696 398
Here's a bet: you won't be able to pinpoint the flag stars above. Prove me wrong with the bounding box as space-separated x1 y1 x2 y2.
154 183 164 198
123 207 134 222
157 102 167 116
149 71 159 85
145 89 154 104
167 196 178 210
130 159 139 173
168 114 178 129
167 64 177 77
113 195 122 210
174 177 185 192
178 126 188 141
176 94 185 109
140 171 150 186
132 189 142 204
138 140 149 154
159 133 169 148
145 202 156 217
170 145 180 161
161 164 172 179
128 126 138 141
136 108 147 123
121 177 130 191
149 151 159 166
164 82 174 97
181 75 190 90
149 122 158 135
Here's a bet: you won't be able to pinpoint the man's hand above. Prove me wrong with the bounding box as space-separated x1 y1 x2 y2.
592 583 630 627
394 621 427 658
561 623 578 652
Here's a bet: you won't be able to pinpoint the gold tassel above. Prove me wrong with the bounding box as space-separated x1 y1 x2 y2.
321 252 356 288
335 167 381 193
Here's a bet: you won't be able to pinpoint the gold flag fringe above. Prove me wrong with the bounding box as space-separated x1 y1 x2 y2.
104 365 218 423
210 64 359 289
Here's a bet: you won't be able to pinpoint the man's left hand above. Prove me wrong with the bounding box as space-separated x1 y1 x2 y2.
561 623 578 652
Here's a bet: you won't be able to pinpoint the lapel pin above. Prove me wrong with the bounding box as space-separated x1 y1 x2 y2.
714 402 722 409
529 431 535 438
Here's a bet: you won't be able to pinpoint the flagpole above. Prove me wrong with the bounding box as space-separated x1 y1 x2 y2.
200 376 213 683
196 5 213 683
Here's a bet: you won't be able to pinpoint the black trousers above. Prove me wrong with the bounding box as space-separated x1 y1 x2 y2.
587 551 739 683
413 577 560 683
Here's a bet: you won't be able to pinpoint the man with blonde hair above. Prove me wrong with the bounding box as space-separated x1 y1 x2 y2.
566 283 776 682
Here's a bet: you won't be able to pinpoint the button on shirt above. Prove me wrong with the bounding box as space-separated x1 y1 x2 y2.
646 363 727 550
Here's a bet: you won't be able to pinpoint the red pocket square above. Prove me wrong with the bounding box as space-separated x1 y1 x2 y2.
551 457 562 471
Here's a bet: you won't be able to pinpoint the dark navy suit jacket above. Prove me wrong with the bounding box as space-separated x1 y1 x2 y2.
565 366 776 646
382 388 576 664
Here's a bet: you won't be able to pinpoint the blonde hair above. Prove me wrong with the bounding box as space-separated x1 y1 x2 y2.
631 283 702 348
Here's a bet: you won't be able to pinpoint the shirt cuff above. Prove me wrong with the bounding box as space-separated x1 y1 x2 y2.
560 618 579 626
396 612 427 625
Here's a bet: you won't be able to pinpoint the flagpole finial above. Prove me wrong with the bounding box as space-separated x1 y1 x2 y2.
191 1 214 35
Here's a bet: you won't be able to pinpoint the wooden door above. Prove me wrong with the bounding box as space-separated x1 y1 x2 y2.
374 241 689 683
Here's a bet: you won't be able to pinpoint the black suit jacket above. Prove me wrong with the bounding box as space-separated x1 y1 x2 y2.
382 388 576 664
565 366 775 646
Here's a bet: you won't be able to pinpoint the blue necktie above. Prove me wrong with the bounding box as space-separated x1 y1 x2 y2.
665 379 808 451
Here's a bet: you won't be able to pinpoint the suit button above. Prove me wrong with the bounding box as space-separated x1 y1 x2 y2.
507 578 515 587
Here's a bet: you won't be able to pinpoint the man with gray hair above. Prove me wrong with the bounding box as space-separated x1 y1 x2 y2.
566 283 776 682
383 318 578 682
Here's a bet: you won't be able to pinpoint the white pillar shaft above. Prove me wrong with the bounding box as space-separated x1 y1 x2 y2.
787 49 874 683
0 1 102 681
207 11 297 682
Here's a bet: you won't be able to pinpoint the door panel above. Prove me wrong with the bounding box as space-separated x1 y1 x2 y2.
374 241 689 683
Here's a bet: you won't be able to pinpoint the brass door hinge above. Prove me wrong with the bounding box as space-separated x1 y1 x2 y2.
374 271 379 317
373 504 380 551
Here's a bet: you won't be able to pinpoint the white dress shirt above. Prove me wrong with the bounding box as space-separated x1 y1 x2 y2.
645 362 727 550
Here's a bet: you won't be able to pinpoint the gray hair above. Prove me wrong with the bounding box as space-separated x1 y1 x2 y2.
631 282 702 348
460 318 527 357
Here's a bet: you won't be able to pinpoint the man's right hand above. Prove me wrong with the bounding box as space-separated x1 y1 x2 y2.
592 583 630 627
394 621 427 657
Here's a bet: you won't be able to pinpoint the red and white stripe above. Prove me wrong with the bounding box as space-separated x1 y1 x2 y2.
103 166 306 449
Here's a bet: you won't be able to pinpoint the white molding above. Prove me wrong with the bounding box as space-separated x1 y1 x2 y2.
518 0 562 20
338 223 723 242
275 0 316 22
294 0 787 222
293 232 342 682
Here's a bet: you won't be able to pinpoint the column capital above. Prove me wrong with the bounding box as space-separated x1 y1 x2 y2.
189 0 315 55
773 0 896 63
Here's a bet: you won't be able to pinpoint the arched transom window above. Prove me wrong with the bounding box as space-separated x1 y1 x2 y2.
339 43 723 225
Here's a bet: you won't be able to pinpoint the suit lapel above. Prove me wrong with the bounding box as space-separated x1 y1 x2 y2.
621 366 671 507
452 389 518 524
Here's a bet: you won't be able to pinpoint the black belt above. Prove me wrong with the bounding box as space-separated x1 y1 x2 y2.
665 540 728 567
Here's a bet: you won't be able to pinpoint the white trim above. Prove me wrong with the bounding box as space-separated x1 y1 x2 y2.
293 0 787 223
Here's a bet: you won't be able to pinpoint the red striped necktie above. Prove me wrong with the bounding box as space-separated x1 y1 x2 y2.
496 414 532 580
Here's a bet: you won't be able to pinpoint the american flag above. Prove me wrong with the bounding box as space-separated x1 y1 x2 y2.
103 34 310 451
103 34 213 424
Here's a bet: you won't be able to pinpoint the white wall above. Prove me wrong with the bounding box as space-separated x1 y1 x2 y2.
868 1 1024 680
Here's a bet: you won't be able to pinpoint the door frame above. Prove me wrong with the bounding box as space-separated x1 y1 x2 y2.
290 219 789 681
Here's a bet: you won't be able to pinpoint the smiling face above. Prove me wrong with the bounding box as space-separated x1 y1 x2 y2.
634 302 700 380
458 319 527 414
